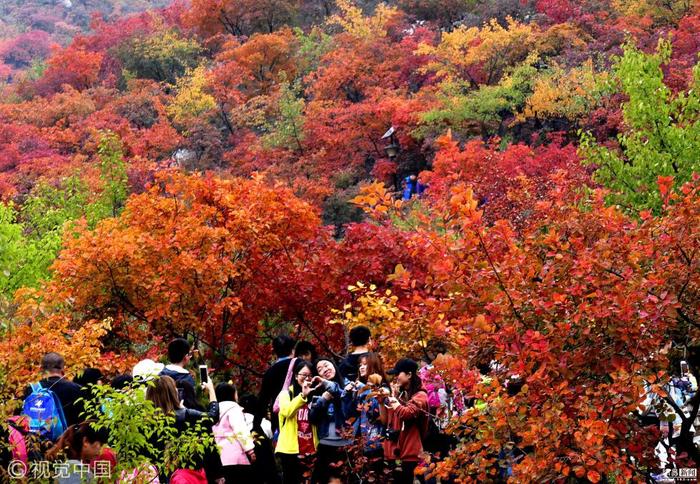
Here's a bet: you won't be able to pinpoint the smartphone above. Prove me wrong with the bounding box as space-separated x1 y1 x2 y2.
199 365 208 383
680 361 689 374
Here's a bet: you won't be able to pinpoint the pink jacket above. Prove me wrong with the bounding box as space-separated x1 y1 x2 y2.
212 401 255 466
7 416 28 464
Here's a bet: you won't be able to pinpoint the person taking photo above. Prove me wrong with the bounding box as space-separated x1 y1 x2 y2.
379 358 429 484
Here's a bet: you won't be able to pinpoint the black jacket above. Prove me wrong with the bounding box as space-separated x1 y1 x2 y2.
150 401 220 481
339 352 368 381
258 358 294 430
173 401 220 433
159 367 196 388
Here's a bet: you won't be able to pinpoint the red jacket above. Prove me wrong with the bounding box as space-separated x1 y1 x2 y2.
383 390 429 462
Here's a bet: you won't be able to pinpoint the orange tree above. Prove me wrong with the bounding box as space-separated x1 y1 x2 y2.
0 308 111 409
27 170 423 380
344 175 700 481
36 171 323 375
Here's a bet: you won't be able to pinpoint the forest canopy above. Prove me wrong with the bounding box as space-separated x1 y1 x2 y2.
1 0 700 482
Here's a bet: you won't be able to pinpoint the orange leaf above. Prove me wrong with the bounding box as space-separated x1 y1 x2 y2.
587 470 601 483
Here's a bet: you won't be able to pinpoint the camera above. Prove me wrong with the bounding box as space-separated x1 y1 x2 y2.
382 427 400 443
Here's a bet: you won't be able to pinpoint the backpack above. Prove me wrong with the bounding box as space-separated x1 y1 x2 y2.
6 416 44 464
22 382 67 442
170 468 207 484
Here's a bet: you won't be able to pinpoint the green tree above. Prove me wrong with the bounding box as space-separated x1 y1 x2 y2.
581 39 700 212
118 29 202 84
21 176 91 240
0 132 129 303
94 131 129 219
294 27 333 77
82 382 216 477
0 203 45 299
416 57 538 139
262 80 305 153
22 132 128 237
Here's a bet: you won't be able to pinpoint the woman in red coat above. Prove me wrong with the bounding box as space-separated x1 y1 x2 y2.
379 358 429 484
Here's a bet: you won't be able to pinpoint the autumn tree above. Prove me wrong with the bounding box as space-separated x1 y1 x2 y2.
116 29 202 84
35 45 103 95
215 28 299 98
417 17 539 87
416 57 539 140
185 0 299 37
38 172 330 373
0 307 111 406
613 0 693 26
346 172 700 480
518 59 608 123
327 0 400 40
581 40 700 213
166 66 217 128
0 30 51 69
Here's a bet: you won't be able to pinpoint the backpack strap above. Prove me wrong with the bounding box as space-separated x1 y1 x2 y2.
282 358 297 393
44 376 65 392
53 392 68 433
279 386 295 427
217 406 236 427
7 420 28 436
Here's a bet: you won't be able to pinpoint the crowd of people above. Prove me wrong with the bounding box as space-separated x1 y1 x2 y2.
4 327 699 483
1 326 464 483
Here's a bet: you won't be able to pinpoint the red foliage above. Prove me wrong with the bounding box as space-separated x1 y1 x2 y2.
35 46 104 96
535 0 579 23
666 14 700 91
352 174 700 479
0 30 51 69
421 133 591 230
0 121 74 197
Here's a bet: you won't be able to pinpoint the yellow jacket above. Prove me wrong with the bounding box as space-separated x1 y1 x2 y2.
275 386 319 455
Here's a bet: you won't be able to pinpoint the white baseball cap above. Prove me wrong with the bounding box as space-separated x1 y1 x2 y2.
132 359 165 381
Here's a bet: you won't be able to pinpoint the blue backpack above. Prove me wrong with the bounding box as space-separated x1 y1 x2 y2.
22 382 67 442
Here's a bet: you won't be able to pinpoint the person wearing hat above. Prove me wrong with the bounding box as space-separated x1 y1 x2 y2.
379 358 429 484
132 359 165 382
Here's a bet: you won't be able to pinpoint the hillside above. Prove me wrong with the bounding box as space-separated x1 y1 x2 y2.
0 0 699 481
0 0 171 79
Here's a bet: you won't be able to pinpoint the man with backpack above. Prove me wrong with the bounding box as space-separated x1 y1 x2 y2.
23 353 83 440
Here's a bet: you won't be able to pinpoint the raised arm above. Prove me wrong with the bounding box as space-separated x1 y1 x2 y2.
390 391 428 422
279 386 309 421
